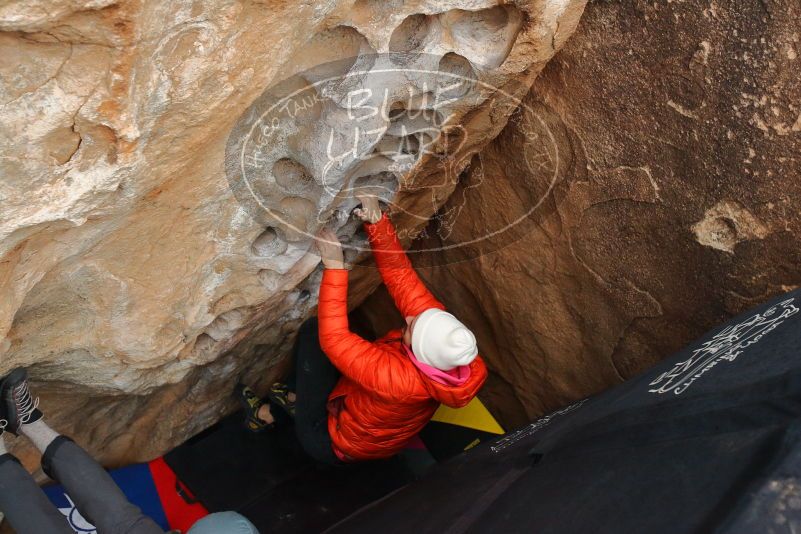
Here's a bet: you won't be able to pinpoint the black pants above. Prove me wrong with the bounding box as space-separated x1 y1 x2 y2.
291 318 342 466
0 437 163 534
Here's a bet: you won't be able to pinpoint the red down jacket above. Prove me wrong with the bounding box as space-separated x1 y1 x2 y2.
318 214 488 461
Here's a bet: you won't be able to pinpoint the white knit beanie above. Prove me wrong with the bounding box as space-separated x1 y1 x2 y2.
411 309 479 371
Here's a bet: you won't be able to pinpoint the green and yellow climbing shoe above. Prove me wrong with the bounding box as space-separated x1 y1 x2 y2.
267 382 296 419
235 383 274 433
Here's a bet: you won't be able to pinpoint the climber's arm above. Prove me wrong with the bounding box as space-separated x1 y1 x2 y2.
361 207 444 318
315 229 404 392
317 268 406 392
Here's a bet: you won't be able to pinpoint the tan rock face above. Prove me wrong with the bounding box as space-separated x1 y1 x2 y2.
360 0 800 425
0 0 586 466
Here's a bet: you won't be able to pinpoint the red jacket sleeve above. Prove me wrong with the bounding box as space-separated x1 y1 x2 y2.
317 268 419 397
365 214 444 318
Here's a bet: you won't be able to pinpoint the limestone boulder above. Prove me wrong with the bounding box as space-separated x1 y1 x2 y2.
0 0 586 466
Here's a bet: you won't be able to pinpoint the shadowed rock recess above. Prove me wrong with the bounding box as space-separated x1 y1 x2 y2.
355 0 801 427
0 0 586 467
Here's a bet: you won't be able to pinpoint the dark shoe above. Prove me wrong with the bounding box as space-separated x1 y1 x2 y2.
235 383 274 433
267 382 296 419
0 368 42 436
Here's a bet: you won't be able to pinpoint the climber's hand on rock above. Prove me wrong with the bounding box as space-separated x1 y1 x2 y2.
316 228 345 270
354 195 382 224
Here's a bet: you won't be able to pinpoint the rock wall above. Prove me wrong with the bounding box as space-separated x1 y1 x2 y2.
0 0 587 467
358 0 800 424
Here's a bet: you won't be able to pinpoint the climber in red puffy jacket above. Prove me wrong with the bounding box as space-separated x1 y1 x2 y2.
237 195 487 463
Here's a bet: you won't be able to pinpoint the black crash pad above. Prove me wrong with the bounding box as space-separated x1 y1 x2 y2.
331 289 801 534
164 413 416 533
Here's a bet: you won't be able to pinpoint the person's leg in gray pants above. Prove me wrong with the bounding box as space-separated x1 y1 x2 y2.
0 367 164 534
0 437 164 534
0 452 73 534
42 436 164 534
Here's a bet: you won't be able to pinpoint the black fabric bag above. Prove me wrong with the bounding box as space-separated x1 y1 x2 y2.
331 289 801 534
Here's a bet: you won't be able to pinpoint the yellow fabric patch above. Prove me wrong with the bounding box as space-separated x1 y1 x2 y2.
432 397 504 435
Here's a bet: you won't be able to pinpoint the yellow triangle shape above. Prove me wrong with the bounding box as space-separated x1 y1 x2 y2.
432 397 505 435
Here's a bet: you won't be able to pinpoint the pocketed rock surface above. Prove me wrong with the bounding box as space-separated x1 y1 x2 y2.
0 0 586 466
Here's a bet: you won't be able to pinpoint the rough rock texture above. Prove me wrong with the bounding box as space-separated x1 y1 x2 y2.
0 0 586 467
358 0 801 425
